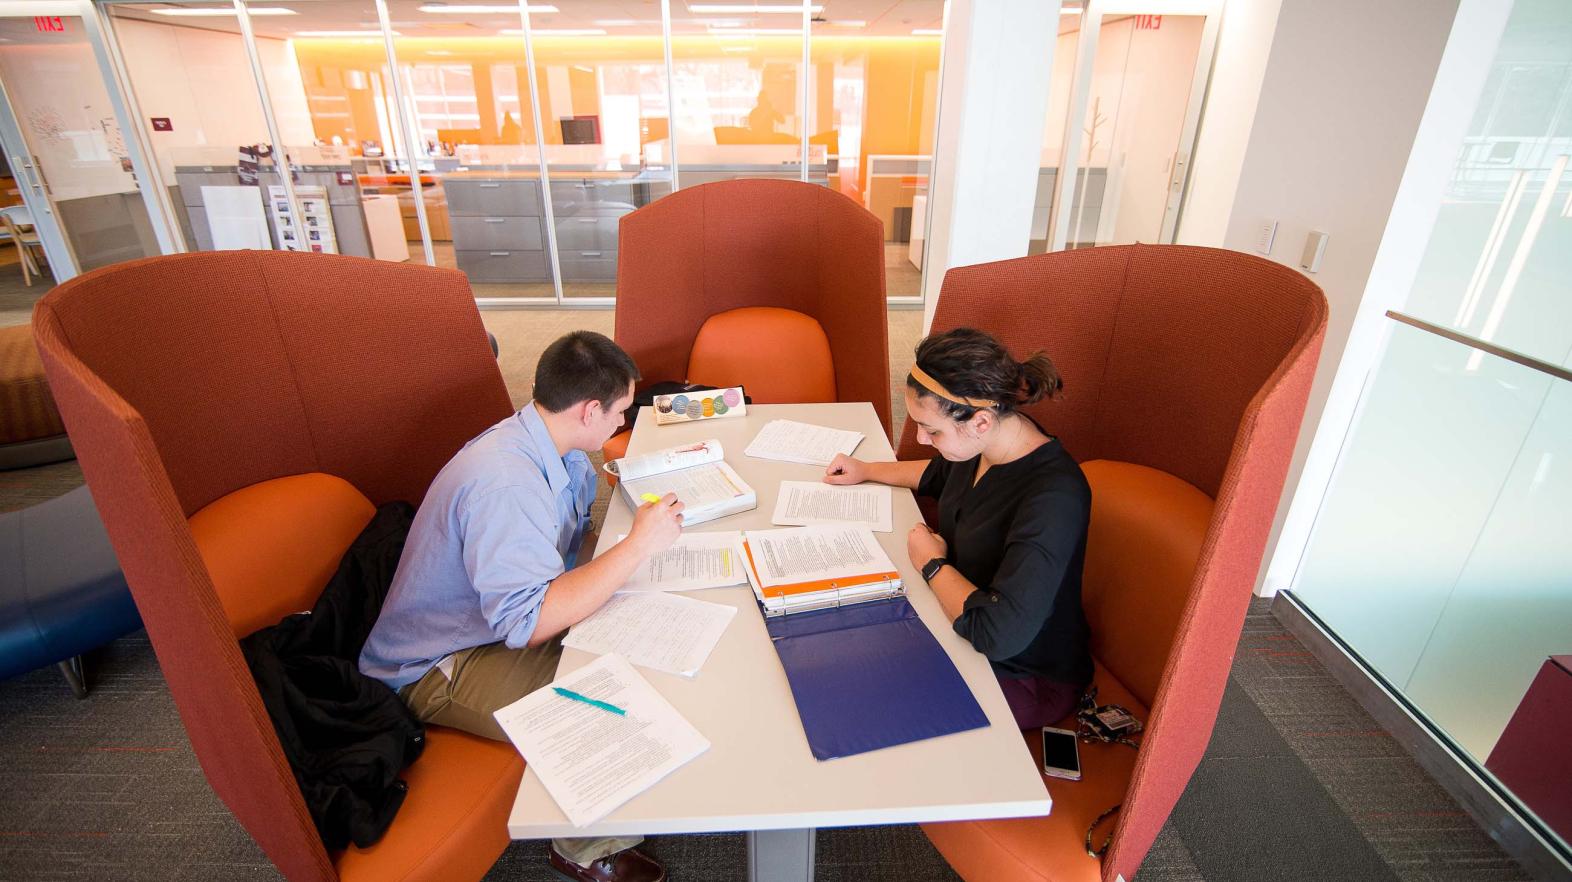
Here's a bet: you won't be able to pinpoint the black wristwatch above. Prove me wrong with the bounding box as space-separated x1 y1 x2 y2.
921 557 950 582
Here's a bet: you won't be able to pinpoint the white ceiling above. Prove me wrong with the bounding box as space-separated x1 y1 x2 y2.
108 1 946 40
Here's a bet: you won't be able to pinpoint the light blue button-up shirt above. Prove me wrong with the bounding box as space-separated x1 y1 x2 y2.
360 402 595 691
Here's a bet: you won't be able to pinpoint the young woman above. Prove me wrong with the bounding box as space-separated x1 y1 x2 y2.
824 328 1093 729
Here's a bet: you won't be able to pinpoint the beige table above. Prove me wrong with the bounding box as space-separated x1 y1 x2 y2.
508 403 1050 881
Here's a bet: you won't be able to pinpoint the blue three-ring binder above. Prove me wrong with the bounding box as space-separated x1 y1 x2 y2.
763 596 990 760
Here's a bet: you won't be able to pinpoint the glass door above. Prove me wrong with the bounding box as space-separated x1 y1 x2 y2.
1044 0 1220 252
0 11 161 284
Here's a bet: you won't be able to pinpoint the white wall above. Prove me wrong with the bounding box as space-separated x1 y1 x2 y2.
114 18 313 178
1184 0 1461 594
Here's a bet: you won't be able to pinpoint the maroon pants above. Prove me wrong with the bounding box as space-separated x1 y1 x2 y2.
997 674 1083 730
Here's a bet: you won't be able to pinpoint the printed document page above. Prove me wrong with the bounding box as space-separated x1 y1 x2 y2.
743 524 898 589
564 592 737 678
610 531 750 593
493 654 709 828
771 481 894 533
744 420 864 466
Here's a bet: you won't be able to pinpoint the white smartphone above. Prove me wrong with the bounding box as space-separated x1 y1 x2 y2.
1041 726 1082 781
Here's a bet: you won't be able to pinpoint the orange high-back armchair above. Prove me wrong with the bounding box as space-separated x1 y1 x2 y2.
901 245 1327 882
32 251 525 882
614 178 891 436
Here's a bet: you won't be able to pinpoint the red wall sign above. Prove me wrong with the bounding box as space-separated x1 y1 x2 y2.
1134 15 1163 30
35 16 67 33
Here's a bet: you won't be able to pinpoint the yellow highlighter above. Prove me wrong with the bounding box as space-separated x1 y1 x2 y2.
640 493 663 504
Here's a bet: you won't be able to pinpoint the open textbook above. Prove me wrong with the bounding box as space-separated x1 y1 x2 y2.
604 440 757 526
494 654 709 827
741 524 905 617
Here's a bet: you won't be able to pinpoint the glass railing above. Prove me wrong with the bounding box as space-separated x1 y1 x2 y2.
1289 310 1570 856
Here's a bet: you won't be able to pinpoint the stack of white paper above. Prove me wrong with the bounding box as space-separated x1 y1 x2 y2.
611 531 750 593
771 481 894 533
741 524 905 616
564 592 737 678
493 654 710 828
744 420 864 467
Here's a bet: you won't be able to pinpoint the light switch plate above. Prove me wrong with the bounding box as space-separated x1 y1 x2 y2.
1301 230 1329 273
1256 220 1277 254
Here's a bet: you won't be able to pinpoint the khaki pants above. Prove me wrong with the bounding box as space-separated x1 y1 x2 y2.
401 639 642 866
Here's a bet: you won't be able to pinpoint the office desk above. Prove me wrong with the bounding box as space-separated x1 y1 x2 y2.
508 403 1050 882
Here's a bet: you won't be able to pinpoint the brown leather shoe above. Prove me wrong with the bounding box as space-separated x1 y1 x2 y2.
548 845 666 882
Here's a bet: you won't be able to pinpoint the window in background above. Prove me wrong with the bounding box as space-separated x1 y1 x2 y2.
376 0 553 299
530 17 674 300
668 3 809 187
107 2 309 257
814 1 943 298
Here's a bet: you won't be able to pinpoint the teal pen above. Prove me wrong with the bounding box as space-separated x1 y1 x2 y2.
552 686 627 716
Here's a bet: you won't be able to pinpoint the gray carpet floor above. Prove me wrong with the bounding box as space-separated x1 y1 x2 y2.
0 306 1531 881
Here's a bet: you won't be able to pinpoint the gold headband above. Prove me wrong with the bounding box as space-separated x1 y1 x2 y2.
909 364 998 409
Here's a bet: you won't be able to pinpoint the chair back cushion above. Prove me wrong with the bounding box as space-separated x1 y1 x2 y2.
1080 460 1213 709
686 306 835 404
617 179 892 435
189 473 376 639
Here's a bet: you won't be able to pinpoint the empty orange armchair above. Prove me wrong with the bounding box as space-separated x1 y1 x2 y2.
611 178 890 443
903 245 1327 882
32 251 524 882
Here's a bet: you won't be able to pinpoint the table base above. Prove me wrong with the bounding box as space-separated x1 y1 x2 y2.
746 828 816 882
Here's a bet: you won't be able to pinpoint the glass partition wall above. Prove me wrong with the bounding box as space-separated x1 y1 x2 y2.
92 0 946 306
1289 0 1572 859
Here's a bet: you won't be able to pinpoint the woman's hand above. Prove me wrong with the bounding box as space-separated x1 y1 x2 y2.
823 454 867 485
907 523 948 570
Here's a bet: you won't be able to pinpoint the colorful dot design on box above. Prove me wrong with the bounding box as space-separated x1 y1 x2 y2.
701 397 715 417
685 399 703 418
671 395 689 414
655 397 673 413
722 388 741 407
713 399 728 415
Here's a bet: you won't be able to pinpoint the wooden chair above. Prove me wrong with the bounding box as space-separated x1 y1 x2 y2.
33 251 525 882
1 205 48 286
903 244 1328 882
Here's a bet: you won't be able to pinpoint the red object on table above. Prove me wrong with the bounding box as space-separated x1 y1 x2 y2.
1486 655 1572 840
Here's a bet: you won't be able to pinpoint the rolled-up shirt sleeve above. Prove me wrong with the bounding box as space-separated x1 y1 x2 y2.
953 485 1088 661
459 485 566 649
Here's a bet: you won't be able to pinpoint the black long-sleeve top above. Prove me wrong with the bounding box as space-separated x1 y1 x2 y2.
917 436 1093 685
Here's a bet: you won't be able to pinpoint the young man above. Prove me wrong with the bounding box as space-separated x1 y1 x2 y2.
361 331 682 882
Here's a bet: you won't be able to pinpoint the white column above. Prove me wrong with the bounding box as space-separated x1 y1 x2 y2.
921 0 1060 332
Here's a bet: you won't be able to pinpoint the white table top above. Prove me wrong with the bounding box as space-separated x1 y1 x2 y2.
508 402 1050 838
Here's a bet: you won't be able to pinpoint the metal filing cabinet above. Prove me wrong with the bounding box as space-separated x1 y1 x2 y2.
550 177 635 283
445 178 550 282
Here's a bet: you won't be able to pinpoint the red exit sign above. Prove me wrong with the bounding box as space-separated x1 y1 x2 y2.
1134 14 1163 30
35 16 67 33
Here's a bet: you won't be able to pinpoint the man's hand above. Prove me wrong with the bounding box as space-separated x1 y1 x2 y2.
823 454 867 485
628 492 684 557
907 523 948 570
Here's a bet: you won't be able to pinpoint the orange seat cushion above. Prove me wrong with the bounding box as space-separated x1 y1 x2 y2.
1080 460 1213 709
601 429 632 487
922 665 1148 882
334 726 523 882
686 307 836 404
188 472 376 638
